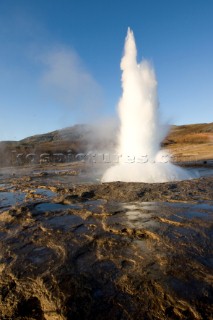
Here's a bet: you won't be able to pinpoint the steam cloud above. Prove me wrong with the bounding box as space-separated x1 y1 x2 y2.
40 47 104 122
102 28 195 183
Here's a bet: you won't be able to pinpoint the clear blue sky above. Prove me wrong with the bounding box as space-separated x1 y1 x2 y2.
0 0 212 140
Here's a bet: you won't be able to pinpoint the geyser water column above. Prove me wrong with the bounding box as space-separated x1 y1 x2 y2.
102 28 193 183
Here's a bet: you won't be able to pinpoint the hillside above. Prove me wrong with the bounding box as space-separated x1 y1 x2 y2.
0 123 212 167
163 123 213 162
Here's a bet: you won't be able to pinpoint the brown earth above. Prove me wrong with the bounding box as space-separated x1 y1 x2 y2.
0 165 212 319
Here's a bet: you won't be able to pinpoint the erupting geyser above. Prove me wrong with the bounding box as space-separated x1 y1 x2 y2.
102 28 194 183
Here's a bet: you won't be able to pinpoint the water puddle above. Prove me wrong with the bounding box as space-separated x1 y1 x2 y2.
34 199 106 214
122 203 158 228
162 202 213 220
34 188 56 197
0 187 58 212
122 201 213 230
35 202 82 213
0 191 25 209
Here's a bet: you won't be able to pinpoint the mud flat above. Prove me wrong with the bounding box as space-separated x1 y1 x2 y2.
0 165 212 319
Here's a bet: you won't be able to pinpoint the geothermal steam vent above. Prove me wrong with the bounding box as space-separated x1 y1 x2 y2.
102 28 194 183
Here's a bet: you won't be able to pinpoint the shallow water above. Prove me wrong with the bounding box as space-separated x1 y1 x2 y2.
34 188 56 197
35 202 82 212
123 201 213 223
0 191 25 209
0 188 57 212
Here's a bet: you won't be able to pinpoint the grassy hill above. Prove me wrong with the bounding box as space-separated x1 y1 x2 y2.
163 123 213 162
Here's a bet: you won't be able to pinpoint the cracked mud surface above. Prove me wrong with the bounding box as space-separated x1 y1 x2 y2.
0 164 212 319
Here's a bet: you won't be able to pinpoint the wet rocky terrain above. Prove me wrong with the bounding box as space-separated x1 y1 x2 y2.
0 163 212 320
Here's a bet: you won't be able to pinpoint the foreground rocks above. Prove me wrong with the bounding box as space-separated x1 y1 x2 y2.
0 172 212 319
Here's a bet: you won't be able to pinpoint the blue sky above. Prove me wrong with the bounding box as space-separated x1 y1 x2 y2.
0 0 212 140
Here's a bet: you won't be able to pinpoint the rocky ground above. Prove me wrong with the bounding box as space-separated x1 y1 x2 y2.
0 163 212 319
